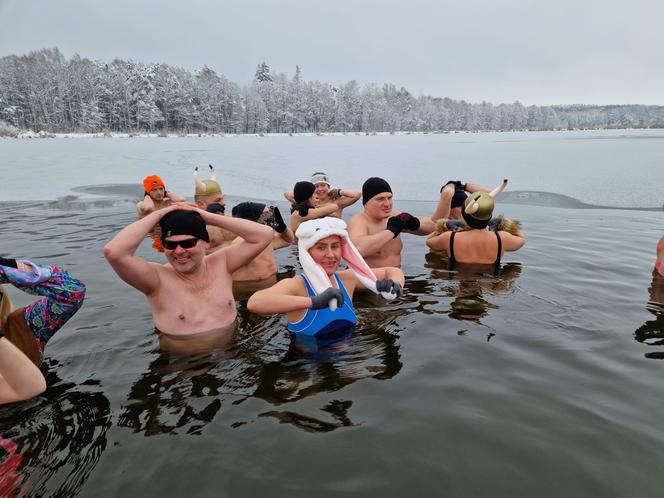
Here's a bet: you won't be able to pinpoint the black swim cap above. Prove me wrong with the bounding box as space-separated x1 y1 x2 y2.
160 210 210 242
294 181 316 203
232 202 266 222
362 177 392 205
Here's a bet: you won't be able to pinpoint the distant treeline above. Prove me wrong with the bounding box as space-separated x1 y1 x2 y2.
1 48 663 135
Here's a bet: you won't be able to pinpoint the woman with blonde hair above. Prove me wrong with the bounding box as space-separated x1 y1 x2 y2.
0 256 85 403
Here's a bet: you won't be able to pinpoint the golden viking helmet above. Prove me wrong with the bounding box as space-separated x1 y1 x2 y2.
194 165 222 196
462 179 508 228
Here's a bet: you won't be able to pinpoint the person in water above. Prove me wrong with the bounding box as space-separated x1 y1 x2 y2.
248 217 405 337
284 172 361 218
426 180 525 266
136 174 186 218
193 165 236 252
347 177 435 268
0 328 46 404
656 235 664 277
0 256 86 403
431 180 493 222
104 204 273 336
230 201 295 292
289 181 341 233
136 174 186 252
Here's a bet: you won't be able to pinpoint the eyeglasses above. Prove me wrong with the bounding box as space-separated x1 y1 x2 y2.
162 238 199 250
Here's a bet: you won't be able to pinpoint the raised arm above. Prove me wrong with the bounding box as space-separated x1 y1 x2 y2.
331 189 361 209
0 335 46 404
431 184 454 222
283 191 295 204
104 206 178 294
136 194 156 218
273 228 295 249
166 191 186 202
198 209 273 273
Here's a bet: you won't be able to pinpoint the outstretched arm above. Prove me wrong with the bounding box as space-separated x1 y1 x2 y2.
104 205 179 294
0 335 46 404
247 278 312 315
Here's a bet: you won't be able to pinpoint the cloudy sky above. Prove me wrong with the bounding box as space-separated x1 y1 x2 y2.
0 0 661 106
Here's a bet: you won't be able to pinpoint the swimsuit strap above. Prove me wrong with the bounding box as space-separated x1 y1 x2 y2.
449 231 457 266
494 231 502 266
299 274 316 297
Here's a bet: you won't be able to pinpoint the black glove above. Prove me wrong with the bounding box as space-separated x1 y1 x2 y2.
0 256 18 268
386 216 405 238
206 202 226 215
440 180 465 193
310 287 345 310
296 202 310 217
0 329 4 339
398 212 420 231
271 206 287 233
376 279 404 298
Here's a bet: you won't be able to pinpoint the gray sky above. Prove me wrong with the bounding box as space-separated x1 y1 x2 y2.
1 0 661 106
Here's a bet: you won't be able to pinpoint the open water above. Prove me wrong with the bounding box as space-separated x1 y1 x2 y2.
1 130 664 497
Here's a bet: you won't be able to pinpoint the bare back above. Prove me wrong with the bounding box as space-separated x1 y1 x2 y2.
231 237 277 282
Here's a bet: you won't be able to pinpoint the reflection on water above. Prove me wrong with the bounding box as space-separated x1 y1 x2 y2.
634 269 664 359
420 251 522 326
0 363 111 497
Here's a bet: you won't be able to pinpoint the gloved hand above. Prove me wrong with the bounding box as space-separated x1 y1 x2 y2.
271 206 287 233
376 279 404 298
0 256 18 268
206 203 226 215
310 287 345 310
398 212 421 231
386 216 405 238
296 202 310 217
440 180 465 193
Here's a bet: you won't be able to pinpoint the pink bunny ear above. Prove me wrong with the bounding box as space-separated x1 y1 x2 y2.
340 238 376 284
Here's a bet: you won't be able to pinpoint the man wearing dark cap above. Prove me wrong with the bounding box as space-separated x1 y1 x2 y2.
229 202 294 294
347 177 435 268
430 180 493 222
104 203 273 336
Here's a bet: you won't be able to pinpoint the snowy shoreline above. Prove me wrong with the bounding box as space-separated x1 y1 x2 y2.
1 127 658 140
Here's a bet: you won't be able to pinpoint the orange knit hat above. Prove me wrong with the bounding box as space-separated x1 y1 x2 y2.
143 175 166 193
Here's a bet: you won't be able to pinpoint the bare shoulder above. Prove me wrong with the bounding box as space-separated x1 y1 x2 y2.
347 212 369 232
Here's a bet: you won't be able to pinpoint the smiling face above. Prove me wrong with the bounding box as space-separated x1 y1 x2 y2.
308 235 342 275
163 235 207 274
314 182 330 200
364 192 394 220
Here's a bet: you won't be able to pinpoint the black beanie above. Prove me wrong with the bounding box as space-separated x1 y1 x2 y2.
362 177 392 204
293 181 316 203
160 210 210 242
232 202 266 222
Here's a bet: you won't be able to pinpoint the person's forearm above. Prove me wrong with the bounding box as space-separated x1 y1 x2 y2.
248 293 312 315
412 216 435 235
105 210 164 259
0 337 46 403
465 182 491 193
384 267 405 286
431 188 453 221
353 231 394 257
204 214 272 244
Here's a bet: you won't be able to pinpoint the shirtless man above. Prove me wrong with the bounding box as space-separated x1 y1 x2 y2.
136 175 185 218
230 202 295 295
284 172 361 218
193 165 236 252
347 177 435 268
431 180 492 222
104 203 273 336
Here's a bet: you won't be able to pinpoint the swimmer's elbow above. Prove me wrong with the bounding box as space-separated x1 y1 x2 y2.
247 294 265 315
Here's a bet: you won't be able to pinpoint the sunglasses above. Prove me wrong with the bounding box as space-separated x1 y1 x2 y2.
162 238 199 250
